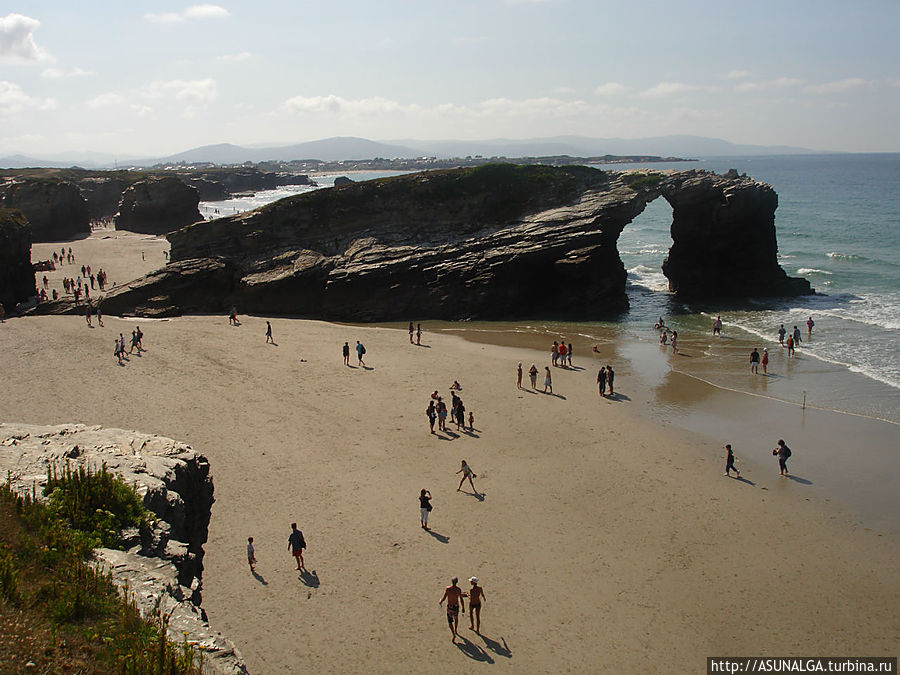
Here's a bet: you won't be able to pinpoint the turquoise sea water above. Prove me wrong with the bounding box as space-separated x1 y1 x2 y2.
202 154 900 422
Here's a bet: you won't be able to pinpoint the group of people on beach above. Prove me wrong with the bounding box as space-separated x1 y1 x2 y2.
426 385 473 434
114 327 144 364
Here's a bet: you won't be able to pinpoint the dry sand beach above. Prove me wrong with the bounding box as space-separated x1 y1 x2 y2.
1 229 898 673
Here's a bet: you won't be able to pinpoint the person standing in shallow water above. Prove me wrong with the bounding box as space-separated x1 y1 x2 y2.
807 316 815 336
761 348 769 374
778 324 786 345
750 348 760 374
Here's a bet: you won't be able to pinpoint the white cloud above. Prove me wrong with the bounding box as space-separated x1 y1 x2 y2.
0 81 55 114
218 51 252 62
0 13 51 62
640 81 717 98
734 77 805 93
42 66 92 79
86 92 127 108
281 94 406 116
144 4 230 23
724 70 751 80
803 77 869 95
143 78 218 103
552 86 576 95
594 82 627 96
773 77 805 88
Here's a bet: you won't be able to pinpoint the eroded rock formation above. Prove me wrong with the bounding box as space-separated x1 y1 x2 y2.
1 178 90 242
47 165 812 320
0 422 247 674
0 208 35 313
115 175 202 235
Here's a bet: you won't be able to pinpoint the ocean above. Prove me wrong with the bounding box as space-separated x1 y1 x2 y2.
201 154 900 423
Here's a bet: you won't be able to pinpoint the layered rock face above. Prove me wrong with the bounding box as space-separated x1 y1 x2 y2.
1 178 90 241
77 175 134 219
660 170 810 297
115 175 202 234
56 165 812 320
0 422 247 674
0 208 35 313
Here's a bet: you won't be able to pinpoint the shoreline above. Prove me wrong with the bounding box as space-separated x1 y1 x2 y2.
5 231 897 672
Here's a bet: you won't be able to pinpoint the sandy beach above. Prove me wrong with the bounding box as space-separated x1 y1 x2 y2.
1 230 898 673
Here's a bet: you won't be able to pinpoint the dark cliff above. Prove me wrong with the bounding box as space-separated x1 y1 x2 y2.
1 178 89 242
59 165 812 320
114 175 202 235
0 208 35 312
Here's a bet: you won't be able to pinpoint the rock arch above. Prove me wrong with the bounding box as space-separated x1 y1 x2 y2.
37 165 812 319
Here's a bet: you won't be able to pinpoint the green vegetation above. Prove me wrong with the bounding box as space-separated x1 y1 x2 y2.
44 463 150 549
622 172 664 190
0 472 204 673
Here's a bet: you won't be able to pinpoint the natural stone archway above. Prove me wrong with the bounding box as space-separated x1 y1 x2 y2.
34 164 811 320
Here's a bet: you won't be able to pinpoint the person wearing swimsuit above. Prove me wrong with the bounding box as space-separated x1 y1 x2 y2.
439 577 465 641
467 577 486 632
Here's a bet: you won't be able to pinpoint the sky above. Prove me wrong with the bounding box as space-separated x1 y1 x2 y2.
1 0 898 157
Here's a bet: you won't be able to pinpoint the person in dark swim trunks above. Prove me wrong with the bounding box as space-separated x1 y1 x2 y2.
439 577 465 641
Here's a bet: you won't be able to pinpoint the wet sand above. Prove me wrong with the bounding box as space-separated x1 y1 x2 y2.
1 232 897 673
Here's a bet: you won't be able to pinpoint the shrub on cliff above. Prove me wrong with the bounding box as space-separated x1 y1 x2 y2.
43 463 150 549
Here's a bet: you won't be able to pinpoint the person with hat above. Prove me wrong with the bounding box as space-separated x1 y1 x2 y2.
466 577 486 632
761 347 769 374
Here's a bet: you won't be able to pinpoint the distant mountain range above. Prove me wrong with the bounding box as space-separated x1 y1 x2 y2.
1 135 826 169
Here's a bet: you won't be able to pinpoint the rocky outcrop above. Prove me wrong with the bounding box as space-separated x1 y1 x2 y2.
115 176 202 234
332 176 354 187
0 422 247 674
660 170 810 297
49 165 812 320
0 208 35 313
181 169 314 198
1 178 90 241
77 175 135 219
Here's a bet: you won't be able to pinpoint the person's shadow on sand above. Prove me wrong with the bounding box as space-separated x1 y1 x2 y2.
455 636 493 662
733 475 756 486
426 529 450 543
462 430 480 438
605 392 631 402
362 366 375 371
252 570 268 585
786 474 813 485
459 490 485 502
480 634 512 658
267 342 278 347
299 569 320 587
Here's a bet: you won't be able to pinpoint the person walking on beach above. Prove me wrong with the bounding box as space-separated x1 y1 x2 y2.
713 315 723 336
761 348 769 374
356 340 366 366
229 306 238 326
529 364 538 389
807 316 815 336
265 321 274 344
543 366 553 394
84 300 93 327
567 342 573 367
426 400 437 434
343 341 350 366
439 577 465 642
419 489 432 530
597 365 607 396
724 444 740 477
606 365 615 396
516 362 523 389
409 322 415 344
750 348 760 374
786 334 795 357
416 323 422 345
773 439 792 475
778 324 786 345
467 577 486 632
457 460 478 494
671 331 678 354
247 537 257 572
288 523 306 571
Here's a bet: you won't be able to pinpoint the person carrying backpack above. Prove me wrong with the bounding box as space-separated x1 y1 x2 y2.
356 340 366 366
773 439 792 476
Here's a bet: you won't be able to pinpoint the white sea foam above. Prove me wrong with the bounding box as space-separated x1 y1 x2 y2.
797 267 833 275
626 265 670 292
